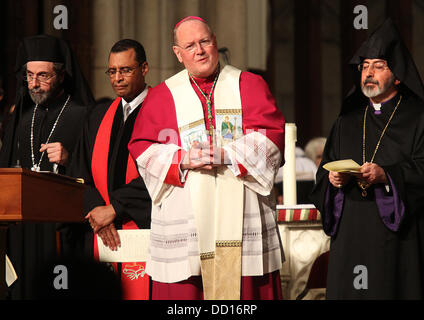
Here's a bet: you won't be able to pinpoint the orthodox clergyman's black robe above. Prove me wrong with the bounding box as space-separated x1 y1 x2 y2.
5 93 86 172
310 92 424 299
0 93 87 299
0 34 94 299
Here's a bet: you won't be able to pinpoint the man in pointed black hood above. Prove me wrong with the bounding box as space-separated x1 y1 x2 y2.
0 34 94 171
0 35 94 299
310 19 424 299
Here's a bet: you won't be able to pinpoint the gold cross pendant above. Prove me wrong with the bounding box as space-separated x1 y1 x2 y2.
357 180 370 197
209 125 215 144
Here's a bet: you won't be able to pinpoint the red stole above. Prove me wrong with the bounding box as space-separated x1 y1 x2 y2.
91 97 149 300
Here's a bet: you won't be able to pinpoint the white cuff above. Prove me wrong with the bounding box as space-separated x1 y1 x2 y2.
179 161 189 183
222 146 240 176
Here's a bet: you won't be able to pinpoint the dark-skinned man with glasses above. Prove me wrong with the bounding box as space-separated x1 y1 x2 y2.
68 39 152 300
0 34 94 299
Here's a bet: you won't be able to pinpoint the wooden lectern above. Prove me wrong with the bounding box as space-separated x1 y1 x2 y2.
0 168 85 299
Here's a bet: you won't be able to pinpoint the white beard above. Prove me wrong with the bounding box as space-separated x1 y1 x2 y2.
362 84 384 98
361 74 396 98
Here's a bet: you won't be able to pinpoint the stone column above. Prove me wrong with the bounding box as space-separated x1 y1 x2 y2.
90 0 268 99
294 0 323 147
322 0 341 137
92 0 121 100
269 0 295 120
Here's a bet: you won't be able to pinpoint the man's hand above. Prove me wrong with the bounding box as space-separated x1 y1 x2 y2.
98 223 121 251
181 141 211 171
85 205 117 234
329 171 351 188
356 162 388 185
40 142 69 166
181 141 229 171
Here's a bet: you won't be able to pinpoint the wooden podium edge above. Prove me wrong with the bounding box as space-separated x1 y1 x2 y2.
0 168 85 223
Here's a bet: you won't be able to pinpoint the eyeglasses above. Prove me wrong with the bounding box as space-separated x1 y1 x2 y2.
105 63 142 77
24 72 56 83
358 61 389 73
176 38 213 53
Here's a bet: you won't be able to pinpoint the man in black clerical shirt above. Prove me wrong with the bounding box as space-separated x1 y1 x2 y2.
69 39 151 300
310 19 424 299
0 35 94 299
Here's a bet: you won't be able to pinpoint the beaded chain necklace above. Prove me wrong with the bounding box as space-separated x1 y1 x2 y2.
358 95 402 196
189 71 219 145
30 94 70 172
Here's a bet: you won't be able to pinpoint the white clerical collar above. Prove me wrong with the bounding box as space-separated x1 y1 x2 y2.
369 94 398 115
372 102 382 114
121 85 149 121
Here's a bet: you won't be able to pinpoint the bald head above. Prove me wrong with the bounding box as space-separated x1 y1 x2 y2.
173 17 213 46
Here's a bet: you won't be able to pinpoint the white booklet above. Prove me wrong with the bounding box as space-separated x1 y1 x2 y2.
97 229 150 263
323 159 361 173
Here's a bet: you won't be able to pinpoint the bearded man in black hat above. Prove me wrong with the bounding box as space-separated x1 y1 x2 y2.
0 35 94 299
310 19 424 299
0 34 94 171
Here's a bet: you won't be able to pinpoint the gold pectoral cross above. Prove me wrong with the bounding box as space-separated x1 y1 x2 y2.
207 100 215 144
209 124 215 145
357 180 370 197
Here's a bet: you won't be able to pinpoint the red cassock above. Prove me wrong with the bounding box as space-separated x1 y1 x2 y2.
129 71 285 300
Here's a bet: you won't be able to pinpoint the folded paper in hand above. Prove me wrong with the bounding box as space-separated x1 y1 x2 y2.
323 159 361 173
97 229 150 263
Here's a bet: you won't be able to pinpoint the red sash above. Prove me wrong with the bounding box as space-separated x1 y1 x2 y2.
91 97 149 300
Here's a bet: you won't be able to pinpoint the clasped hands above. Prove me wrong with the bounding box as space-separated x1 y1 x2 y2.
329 162 387 189
181 141 230 171
85 205 121 251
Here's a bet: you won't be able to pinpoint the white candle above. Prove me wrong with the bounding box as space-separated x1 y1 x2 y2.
283 123 297 205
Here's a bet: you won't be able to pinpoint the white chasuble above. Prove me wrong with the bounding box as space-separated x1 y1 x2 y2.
135 65 284 300
166 65 244 299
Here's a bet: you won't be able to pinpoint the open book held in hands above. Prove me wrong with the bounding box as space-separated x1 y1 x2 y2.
323 159 361 173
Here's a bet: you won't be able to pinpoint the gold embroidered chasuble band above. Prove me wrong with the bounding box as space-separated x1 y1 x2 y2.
165 65 244 299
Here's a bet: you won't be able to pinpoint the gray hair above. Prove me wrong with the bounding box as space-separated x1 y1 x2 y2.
304 137 327 162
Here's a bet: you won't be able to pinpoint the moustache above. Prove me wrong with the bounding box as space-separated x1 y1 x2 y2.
363 78 379 86
30 88 45 94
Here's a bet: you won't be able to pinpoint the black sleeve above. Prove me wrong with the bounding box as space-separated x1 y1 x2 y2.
109 176 152 229
62 110 106 260
67 109 106 216
0 105 18 167
309 116 342 212
382 111 424 217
